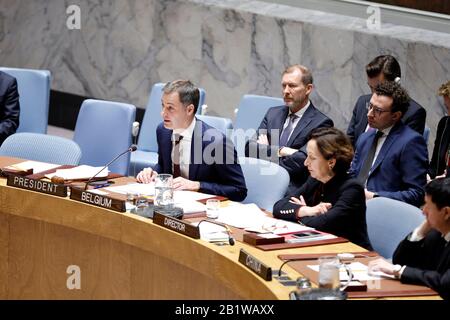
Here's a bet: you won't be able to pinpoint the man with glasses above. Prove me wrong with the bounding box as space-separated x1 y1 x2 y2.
347 55 426 147
349 81 428 207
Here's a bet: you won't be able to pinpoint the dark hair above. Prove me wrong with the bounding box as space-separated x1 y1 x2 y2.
163 80 200 113
374 81 410 115
425 178 450 210
366 55 401 81
309 127 354 174
283 64 313 86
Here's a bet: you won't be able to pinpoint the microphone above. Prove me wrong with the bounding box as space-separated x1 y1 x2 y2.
84 145 137 190
197 219 235 246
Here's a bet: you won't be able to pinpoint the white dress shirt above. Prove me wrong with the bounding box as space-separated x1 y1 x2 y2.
172 118 196 179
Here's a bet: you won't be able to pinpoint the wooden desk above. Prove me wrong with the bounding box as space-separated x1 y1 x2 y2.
0 157 438 299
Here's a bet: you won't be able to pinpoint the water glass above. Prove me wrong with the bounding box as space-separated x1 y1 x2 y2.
318 256 340 290
206 199 220 219
154 174 174 207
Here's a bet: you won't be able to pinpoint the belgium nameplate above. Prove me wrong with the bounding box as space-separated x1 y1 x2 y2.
70 187 125 212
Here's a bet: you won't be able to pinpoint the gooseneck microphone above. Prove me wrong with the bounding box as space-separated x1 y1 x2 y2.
84 145 137 190
197 219 235 246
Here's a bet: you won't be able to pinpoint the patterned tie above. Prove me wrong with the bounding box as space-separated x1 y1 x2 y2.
279 114 298 147
172 134 183 178
357 130 383 185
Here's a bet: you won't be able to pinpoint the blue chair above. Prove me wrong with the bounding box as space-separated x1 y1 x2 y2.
0 67 51 134
129 83 206 175
366 197 425 259
238 157 290 211
0 132 81 165
196 115 233 135
233 94 284 156
73 99 136 175
423 125 430 146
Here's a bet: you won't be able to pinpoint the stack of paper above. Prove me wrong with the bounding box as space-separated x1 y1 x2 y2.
192 221 229 242
104 182 155 196
45 165 108 180
5 161 60 174
216 203 313 234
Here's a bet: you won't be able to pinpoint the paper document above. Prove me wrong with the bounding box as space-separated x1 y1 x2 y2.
192 221 229 242
173 190 215 202
45 165 108 180
104 182 155 196
5 161 60 174
216 203 313 234
307 262 395 281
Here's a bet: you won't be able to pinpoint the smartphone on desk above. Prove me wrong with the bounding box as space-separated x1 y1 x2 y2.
291 230 322 238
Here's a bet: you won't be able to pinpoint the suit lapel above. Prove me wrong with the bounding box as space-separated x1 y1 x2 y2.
368 124 402 176
189 120 203 180
160 128 173 174
287 103 315 146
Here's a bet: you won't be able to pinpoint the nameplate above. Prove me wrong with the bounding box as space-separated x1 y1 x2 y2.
238 249 272 281
70 187 125 212
7 174 67 197
153 211 200 239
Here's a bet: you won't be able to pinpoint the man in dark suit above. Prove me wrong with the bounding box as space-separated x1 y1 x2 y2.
347 55 426 146
0 71 20 145
369 177 450 300
349 81 428 207
137 80 247 202
245 64 333 191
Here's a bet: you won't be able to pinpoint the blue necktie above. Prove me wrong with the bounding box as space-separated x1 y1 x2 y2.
279 114 298 147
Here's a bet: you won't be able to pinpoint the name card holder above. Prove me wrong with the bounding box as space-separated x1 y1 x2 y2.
70 187 125 212
153 211 200 239
238 249 272 281
7 174 67 197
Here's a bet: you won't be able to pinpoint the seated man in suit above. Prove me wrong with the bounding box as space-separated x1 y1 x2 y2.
0 71 20 145
369 177 450 300
137 80 247 202
349 81 428 207
347 55 426 146
245 64 333 192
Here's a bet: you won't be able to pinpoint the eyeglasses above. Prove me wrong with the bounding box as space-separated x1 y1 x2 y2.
367 102 391 117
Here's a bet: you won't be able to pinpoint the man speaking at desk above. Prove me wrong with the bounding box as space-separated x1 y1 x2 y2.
137 80 247 202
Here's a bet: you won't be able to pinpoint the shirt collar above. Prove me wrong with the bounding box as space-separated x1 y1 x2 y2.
172 117 196 142
377 124 394 137
444 232 450 243
289 100 310 118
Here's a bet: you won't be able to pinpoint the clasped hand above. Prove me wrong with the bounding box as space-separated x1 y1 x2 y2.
289 195 332 217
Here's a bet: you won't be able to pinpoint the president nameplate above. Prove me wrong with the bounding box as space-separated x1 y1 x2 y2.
238 249 272 281
7 174 67 197
70 187 125 212
153 212 200 239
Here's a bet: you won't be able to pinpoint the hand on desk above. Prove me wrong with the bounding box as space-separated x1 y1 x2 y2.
368 258 399 277
136 167 158 184
173 177 200 191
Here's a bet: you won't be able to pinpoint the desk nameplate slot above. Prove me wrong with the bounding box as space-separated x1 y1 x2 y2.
239 249 272 281
153 211 200 239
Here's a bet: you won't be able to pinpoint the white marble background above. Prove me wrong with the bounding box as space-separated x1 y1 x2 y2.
0 0 449 150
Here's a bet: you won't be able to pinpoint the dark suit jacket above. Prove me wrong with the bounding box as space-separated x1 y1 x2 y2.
154 119 247 201
393 229 450 300
429 116 450 178
245 102 333 191
347 94 426 146
349 122 428 207
0 71 20 145
272 174 372 250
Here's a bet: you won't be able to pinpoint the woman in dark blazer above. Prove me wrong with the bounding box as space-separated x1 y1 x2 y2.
429 81 450 179
273 127 372 250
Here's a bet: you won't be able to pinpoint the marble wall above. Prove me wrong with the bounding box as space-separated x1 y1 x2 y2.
0 0 449 149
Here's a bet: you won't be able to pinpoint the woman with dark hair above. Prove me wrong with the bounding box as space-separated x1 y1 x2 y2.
273 127 372 249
